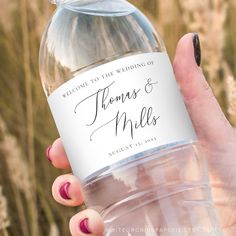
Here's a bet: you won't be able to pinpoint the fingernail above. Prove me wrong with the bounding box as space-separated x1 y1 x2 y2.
59 182 71 200
45 146 52 162
79 218 92 234
193 33 201 66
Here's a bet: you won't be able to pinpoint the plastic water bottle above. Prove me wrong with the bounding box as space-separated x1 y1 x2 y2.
39 0 223 235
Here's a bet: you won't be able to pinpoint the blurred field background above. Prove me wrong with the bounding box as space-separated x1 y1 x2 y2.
0 0 236 235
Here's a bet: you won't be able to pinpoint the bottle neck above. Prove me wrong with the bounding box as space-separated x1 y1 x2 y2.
50 0 127 6
49 0 89 5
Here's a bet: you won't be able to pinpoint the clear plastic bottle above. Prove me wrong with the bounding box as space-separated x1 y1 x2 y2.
39 0 223 235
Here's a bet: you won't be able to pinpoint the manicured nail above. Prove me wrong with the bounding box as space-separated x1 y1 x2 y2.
193 33 201 67
45 146 52 162
59 182 71 200
79 218 92 234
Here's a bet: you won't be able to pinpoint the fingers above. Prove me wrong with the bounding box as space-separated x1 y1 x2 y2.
49 147 104 235
69 209 104 236
173 33 234 147
52 174 85 207
46 138 71 169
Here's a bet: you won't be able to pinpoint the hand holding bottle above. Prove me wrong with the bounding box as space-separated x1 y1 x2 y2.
45 34 236 236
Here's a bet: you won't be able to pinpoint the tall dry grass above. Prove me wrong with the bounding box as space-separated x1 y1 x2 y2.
178 0 236 124
0 0 235 235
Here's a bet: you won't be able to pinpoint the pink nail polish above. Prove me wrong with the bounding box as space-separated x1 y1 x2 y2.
59 182 71 200
79 218 92 234
45 146 52 162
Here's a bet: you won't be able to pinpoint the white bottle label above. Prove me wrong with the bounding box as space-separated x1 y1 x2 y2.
48 52 197 181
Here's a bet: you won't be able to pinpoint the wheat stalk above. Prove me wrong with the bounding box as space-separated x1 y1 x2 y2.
0 186 10 233
19 0 39 234
227 77 236 123
224 73 236 126
0 116 31 236
49 223 60 236
0 117 31 199
0 0 16 32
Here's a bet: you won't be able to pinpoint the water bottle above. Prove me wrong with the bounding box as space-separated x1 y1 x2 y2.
39 0 223 235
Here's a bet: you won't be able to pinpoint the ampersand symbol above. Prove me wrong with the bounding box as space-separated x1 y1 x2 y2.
145 78 158 94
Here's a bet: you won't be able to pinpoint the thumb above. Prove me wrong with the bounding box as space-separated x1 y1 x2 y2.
173 33 234 147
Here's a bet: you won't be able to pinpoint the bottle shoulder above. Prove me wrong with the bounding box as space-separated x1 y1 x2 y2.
39 2 165 95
